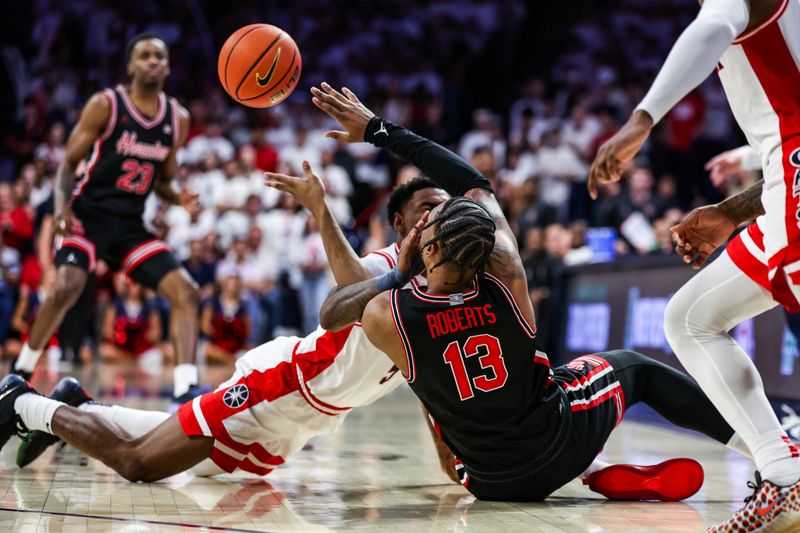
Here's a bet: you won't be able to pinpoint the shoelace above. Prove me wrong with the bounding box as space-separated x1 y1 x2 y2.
744 471 765 505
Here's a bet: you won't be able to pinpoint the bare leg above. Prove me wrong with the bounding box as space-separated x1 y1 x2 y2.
51 405 213 482
27 266 87 350
157 269 200 396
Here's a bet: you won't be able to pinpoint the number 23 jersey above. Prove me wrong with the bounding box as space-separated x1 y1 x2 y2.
73 84 179 220
390 272 558 472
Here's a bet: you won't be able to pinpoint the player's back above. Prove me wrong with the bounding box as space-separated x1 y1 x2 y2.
72 84 179 221
718 0 800 169
390 272 560 472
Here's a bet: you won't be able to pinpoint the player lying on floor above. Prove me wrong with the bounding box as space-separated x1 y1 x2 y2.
0 86 733 501
308 83 756 501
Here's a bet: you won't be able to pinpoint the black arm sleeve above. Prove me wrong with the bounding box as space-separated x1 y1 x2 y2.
364 117 493 197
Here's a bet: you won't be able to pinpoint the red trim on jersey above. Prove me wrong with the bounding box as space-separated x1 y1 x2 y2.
741 19 800 310
733 0 790 44
100 88 117 140
72 138 104 200
120 240 171 277
116 84 167 129
727 232 770 291
170 97 180 147
370 250 395 269
482 272 537 339
390 289 416 382
748 223 765 250
296 366 352 416
60 236 97 272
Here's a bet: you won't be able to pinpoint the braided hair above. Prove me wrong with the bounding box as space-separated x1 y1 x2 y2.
422 197 496 284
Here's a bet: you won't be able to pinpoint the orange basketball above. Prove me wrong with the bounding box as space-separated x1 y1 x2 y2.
218 24 302 108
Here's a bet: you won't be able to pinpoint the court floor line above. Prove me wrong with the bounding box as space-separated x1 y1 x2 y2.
0 507 276 533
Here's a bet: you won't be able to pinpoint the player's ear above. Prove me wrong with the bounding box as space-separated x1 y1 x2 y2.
392 213 405 236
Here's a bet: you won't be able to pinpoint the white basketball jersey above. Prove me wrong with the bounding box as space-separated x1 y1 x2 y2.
718 0 800 181
293 243 418 412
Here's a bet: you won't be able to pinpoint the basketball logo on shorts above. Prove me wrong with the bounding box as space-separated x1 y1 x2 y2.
223 384 249 408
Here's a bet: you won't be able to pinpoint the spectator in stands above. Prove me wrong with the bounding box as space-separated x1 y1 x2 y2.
200 266 249 364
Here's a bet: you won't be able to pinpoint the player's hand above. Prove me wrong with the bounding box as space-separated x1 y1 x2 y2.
588 110 653 200
439 452 459 484
397 211 429 274
265 161 326 212
53 206 78 236
705 149 744 188
311 82 375 143
670 205 737 269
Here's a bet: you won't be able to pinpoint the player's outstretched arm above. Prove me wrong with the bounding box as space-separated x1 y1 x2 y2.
588 0 750 197
671 179 764 269
319 212 428 332
311 83 492 197
266 160 371 288
54 92 111 235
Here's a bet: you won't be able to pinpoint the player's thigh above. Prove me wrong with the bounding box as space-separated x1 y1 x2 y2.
108 230 181 290
665 250 777 335
131 414 214 479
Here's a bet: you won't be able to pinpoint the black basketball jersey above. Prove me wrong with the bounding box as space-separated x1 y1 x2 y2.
72 84 178 220
390 272 563 472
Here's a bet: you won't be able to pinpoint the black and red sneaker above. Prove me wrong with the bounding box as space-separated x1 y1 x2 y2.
0 374 38 451
16 377 93 467
583 458 704 501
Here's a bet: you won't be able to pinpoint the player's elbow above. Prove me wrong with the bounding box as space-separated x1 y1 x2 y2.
319 303 346 332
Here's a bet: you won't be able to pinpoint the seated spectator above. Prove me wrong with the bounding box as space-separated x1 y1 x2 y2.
99 277 164 365
201 268 250 364
182 240 217 299
7 266 57 364
515 176 558 246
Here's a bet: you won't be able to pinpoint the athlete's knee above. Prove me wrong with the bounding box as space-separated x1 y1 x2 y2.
664 287 708 346
165 276 200 311
50 279 84 309
113 444 162 482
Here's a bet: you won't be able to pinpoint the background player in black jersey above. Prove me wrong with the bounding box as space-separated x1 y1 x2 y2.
13 32 202 403
310 83 756 501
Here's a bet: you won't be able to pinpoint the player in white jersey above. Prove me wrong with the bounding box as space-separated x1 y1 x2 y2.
589 0 800 530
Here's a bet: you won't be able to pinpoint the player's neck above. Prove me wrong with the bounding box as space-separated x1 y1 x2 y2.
127 81 163 116
425 270 474 295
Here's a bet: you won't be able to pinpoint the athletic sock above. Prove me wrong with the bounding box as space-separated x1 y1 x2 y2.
78 403 169 438
14 393 63 434
15 344 43 373
751 430 800 486
173 364 198 397
726 432 752 458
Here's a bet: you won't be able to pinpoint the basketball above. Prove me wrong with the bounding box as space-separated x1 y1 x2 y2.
217 24 302 108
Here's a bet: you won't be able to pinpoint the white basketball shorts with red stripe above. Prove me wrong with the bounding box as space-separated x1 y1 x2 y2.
178 335 347 476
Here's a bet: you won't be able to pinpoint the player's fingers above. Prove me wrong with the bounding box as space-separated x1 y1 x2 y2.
311 91 345 113
301 160 317 180
342 87 360 103
320 82 350 105
704 155 722 171
324 130 350 141
587 173 598 200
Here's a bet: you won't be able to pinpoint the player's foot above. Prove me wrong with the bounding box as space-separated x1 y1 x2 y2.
0 374 37 451
707 472 800 532
16 377 93 468
583 458 704 501
167 384 211 413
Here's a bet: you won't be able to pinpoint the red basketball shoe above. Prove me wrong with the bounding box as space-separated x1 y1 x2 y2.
707 472 800 533
583 458 704 501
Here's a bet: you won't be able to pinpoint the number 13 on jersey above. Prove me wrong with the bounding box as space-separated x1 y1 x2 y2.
443 333 508 401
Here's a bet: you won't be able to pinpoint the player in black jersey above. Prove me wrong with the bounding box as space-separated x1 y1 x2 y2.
14 32 202 402
312 83 754 501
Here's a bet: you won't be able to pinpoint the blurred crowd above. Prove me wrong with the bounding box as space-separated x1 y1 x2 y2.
0 0 759 367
